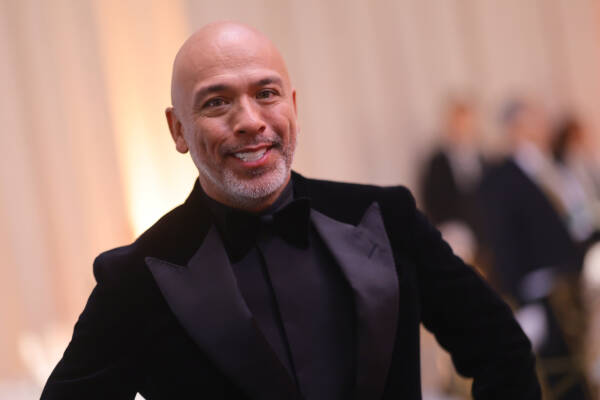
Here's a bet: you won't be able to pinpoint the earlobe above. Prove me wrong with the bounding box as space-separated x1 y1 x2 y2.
165 107 189 154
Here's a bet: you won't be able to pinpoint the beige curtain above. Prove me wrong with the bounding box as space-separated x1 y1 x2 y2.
1 0 599 394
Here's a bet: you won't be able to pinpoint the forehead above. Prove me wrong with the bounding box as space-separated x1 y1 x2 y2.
177 32 289 96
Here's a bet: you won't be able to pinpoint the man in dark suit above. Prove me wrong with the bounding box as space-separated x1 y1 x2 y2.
478 100 589 399
421 99 486 265
421 99 484 228
42 22 540 399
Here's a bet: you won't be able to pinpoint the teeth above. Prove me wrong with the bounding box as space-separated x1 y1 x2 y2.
234 148 267 162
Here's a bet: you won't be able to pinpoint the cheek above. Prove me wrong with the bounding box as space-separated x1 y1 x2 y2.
192 122 228 155
268 105 296 138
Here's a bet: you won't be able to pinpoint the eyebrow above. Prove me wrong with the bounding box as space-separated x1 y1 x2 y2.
256 76 283 87
193 84 229 107
193 76 285 107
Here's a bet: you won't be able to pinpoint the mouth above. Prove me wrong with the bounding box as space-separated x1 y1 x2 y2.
233 147 269 162
229 144 274 166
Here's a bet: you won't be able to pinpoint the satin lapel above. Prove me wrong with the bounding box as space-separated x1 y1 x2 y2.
145 226 301 400
311 202 399 400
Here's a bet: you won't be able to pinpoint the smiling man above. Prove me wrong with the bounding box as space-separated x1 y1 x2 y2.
166 24 298 211
42 22 541 400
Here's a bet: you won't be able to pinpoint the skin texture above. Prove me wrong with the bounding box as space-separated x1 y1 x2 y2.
166 22 298 212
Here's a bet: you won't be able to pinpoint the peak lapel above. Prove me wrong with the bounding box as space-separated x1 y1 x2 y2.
145 226 301 400
311 202 399 400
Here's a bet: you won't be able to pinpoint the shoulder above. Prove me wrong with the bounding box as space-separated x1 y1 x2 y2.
479 159 527 201
92 244 147 289
429 149 450 166
93 182 212 289
295 172 418 231
482 158 521 183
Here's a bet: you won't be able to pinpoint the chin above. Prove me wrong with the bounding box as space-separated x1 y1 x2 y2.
195 152 291 209
222 164 289 203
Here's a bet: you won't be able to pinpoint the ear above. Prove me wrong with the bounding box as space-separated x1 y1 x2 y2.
292 89 300 134
165 107 189 154
292 89 297 116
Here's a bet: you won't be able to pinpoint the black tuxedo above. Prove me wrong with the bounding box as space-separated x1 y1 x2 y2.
42 172 540 399
421 148 484 229
422 149 465 225
478 160 588 399
478 159 581 301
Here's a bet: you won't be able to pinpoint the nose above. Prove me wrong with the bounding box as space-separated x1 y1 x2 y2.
232 96 266 135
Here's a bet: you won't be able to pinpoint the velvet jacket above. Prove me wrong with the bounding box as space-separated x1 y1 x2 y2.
42 172 540 399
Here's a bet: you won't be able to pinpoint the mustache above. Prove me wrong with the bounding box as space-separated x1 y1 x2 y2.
221 135 283 154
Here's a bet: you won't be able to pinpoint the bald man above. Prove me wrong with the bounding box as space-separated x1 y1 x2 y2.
42 22 540 400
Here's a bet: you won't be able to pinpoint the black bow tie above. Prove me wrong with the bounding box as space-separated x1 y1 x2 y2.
221 198 311 261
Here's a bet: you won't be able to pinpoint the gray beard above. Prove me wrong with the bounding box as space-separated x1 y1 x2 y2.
220 158 289 203
191 139 295 208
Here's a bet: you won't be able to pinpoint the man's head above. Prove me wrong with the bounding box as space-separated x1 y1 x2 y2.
501 99 551 153
166 22 298 212
444 99 478 145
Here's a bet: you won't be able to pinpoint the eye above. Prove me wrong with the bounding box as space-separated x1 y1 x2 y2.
203 97 227 108
256 89 278 100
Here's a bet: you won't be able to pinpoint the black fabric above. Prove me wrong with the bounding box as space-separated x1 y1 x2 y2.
204 181 310 261
260 198 311 248
478 159 581 301
478 160 590 399
203 178 355 399
421 149 463 225
420 149 484 229
230 246 299 381
144 226 301 400
255 229 356 400
41 171 541 400
141 201 392 400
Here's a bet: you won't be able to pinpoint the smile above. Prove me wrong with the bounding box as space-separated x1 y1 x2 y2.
232 147 270 163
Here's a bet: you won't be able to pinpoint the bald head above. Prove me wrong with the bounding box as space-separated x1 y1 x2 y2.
165 22 298 211
170 22 291 112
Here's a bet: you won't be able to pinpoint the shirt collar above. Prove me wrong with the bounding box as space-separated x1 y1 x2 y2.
201 179 299 261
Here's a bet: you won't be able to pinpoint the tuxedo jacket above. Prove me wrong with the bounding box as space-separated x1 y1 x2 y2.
42 172 540 399
422 149 467 225
478 159 581 303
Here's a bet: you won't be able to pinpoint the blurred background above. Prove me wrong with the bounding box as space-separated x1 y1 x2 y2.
1 0 600 398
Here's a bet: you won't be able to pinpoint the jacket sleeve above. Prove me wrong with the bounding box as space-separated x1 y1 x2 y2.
40 255 141 399
403 191 541 399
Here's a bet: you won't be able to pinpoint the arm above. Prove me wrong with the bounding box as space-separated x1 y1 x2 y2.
383 186 540 399
477 178 527 302
41 255 141 399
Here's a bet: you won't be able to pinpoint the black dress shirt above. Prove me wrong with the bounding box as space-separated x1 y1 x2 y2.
202 180 356 400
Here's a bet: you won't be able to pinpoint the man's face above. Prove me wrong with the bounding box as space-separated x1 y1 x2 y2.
447 106 477 144
513 104 551 150
168 28 298 210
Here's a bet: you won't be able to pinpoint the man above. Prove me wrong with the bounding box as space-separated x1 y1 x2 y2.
420 98 486 263
421 99 484 228
479 100 582 305
42 22 540 399
478 100 589 399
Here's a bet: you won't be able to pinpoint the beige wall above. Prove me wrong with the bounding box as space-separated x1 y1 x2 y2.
1 0 599 390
